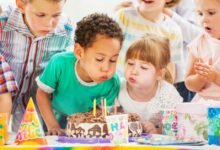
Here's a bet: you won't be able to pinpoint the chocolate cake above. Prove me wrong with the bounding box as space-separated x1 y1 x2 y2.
65 110 142 138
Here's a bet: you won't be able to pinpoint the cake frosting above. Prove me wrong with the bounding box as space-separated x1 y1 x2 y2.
65 110 142 138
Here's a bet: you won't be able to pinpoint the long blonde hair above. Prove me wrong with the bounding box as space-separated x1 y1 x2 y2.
125 34 173 83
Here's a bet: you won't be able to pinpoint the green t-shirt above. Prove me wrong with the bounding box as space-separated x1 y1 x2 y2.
38 51 120 116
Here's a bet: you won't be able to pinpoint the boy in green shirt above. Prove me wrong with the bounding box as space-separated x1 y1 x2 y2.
36 13 123 135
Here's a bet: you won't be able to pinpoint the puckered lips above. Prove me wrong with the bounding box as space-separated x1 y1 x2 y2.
100 76 108 81
128 77 136 84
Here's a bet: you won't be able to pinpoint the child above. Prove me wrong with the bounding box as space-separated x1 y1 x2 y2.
0 55 18 118
118 34 183 134
0 0 73 131
115 0 185 100
185 0 220 102
36 13 123 135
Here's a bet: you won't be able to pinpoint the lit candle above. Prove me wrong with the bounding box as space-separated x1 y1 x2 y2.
104 98 107 116
93 99 96 117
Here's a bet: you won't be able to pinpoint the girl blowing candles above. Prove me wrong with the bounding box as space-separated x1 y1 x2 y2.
118 34 183 134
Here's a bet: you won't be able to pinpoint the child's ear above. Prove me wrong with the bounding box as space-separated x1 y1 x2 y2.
16 0 25 14
74 43 84 59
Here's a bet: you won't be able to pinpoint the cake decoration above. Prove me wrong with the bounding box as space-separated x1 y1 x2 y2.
105 114 128 144
65 109 142 138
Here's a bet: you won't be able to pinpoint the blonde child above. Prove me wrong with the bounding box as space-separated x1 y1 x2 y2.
115 0 185 101
118 34 183 134
185 0 220 102
0 0 73 131
36 13 123 135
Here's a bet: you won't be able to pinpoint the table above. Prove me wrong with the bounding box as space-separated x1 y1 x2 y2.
0 134 219 150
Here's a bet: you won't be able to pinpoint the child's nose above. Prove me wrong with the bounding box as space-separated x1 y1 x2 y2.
101 62 110 72
201 14 209 24
131 66 138 74
45 18 54 27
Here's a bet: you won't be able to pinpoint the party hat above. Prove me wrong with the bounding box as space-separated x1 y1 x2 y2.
15 98 47 145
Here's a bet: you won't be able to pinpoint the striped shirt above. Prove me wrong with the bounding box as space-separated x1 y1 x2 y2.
0 6 74 113
115 8 184 83
0 54 18 94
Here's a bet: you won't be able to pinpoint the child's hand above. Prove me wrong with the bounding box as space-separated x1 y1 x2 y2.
46 127 65 136
194 58 217 82
142 121 158 134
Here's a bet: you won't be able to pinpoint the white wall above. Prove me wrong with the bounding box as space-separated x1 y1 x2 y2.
0 0 15 8
64 0 124 22
0 0 124 22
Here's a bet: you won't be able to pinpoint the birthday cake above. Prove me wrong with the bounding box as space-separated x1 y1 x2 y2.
65 110 142 138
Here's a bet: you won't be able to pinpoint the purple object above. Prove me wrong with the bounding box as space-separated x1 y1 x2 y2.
57 136 111 144
57 133 151 144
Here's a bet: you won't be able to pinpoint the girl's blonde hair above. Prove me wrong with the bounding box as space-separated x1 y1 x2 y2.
125 34 173 83
165 0 181 8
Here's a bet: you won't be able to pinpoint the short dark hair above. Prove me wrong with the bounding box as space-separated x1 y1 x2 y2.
74 13 123 49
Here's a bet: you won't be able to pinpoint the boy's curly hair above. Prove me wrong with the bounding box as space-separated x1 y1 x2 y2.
165 0 181 8
74 13 123 49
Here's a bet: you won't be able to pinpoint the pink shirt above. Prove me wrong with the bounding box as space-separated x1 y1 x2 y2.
188 32 220 101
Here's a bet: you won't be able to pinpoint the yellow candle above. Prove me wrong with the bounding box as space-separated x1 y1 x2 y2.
93 99 96 117
104 98 107 116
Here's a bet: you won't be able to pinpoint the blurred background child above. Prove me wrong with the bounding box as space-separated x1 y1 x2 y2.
0 55 18 121
118 34 183 134
185 0 220 102
36 13 123 135
0 0 73 132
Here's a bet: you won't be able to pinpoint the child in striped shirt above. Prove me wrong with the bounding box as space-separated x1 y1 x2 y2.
0 0 73 132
